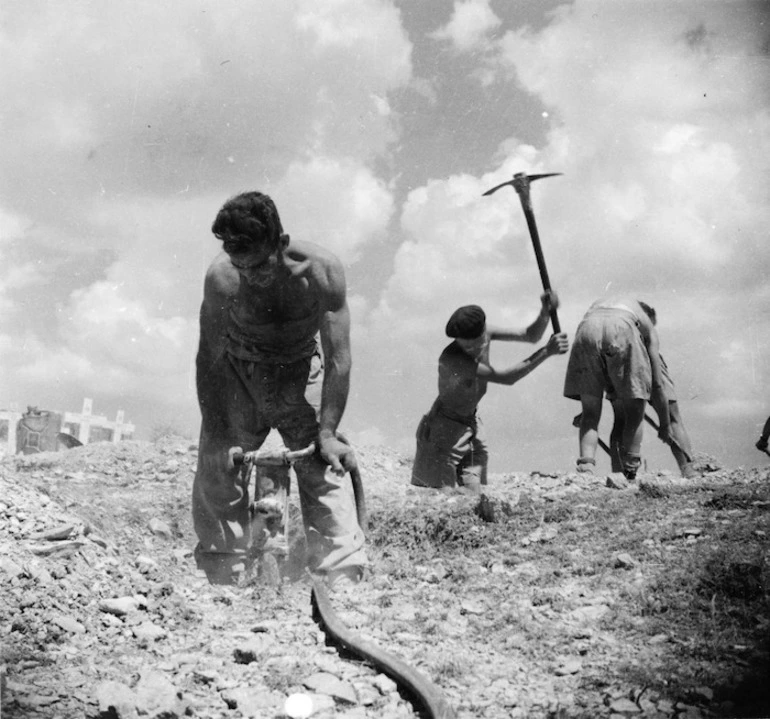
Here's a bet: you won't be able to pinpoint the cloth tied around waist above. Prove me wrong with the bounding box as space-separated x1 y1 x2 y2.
226 326 320 365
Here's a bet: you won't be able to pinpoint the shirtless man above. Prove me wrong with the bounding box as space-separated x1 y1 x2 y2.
193 191 367 585
564 295 670 479
411 294 569 490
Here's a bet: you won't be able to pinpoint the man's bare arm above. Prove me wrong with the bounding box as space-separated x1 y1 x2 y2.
477 332 569 385
489 291 559 343
316 259 356 473
637 311 670 438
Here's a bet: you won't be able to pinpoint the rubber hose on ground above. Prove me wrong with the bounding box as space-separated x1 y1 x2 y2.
311 578 457 719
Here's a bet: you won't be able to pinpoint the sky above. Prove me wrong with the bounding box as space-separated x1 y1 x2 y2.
1 0 769 474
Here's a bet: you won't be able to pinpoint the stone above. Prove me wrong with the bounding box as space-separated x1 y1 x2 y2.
608 697 641 713
373 674 398 695
95 680 139 718
460 598 485 615
99 597 141 616
148 518 173 538
53 615 86 634
134 670 178 716
606 474 629 490
302 671 358 704
614 553 635 569
554 659 582 676
133 621 167 642
233 634 276 663
0 556 24 578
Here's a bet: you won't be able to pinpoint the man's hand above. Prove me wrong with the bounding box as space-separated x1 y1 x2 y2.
540 290 560 314
319 435 358 475
546 332 569 356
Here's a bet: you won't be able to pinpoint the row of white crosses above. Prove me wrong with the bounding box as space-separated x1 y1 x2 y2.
0 398 135 455
63 398 135 444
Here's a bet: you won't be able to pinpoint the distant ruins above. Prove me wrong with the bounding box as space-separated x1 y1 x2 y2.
0 398 135 455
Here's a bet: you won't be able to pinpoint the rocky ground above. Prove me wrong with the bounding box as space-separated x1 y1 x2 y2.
1 438 769 719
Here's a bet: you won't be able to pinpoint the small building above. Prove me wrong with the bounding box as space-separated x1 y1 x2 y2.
0 399 135 455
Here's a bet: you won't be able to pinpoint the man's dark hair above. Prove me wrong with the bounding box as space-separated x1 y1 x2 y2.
446 305 486 339
638 301 657 325
211 192 284 254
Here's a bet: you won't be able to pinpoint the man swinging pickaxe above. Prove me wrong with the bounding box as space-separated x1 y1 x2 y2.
482 172 562 333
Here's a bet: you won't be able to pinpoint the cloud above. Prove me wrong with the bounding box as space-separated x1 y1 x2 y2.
0 0 412 434
0 0 413 213
485 1 770 296
351 0 770 471
276 157 395 262
431 0 501 52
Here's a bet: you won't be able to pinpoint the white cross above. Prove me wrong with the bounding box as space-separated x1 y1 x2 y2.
63 398 106 444
0 408 23 455
105 410 135 443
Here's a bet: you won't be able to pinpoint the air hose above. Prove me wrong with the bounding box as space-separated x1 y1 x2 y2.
310 578 457 719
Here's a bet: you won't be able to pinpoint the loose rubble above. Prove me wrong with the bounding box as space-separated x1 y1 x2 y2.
1 439 768 718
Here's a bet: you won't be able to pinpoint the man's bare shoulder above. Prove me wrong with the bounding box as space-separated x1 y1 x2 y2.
286 238 345 301
204 252 239 298
287 238 342 270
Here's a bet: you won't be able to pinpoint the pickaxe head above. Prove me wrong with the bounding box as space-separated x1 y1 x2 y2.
482 172 562 197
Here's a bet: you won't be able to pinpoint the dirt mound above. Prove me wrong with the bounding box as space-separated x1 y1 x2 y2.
1 441 769 718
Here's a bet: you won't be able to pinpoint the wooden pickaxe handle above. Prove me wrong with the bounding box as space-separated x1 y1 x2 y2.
482 172 563 335
516 192 561 333
643 413 693 463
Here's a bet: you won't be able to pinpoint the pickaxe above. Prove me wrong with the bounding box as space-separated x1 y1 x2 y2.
642 413 693 463
572 409 694 463
482 172 562 333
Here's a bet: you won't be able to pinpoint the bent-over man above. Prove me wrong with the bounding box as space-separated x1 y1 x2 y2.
564 296 670 479
412 293 569 491
193 191 367 586
609 305 697 477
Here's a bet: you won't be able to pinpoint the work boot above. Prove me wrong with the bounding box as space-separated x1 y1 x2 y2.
576 457 596 474
621 452 641 481
194 546 249 586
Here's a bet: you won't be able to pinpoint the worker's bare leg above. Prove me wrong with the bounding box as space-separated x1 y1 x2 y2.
577 394 603 473
457 434 488 492
617 398 645 480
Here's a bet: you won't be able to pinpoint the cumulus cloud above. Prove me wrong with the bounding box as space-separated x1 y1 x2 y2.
0 0 412 431
277 157 395 262
431 0 501 52
356 0 770 470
